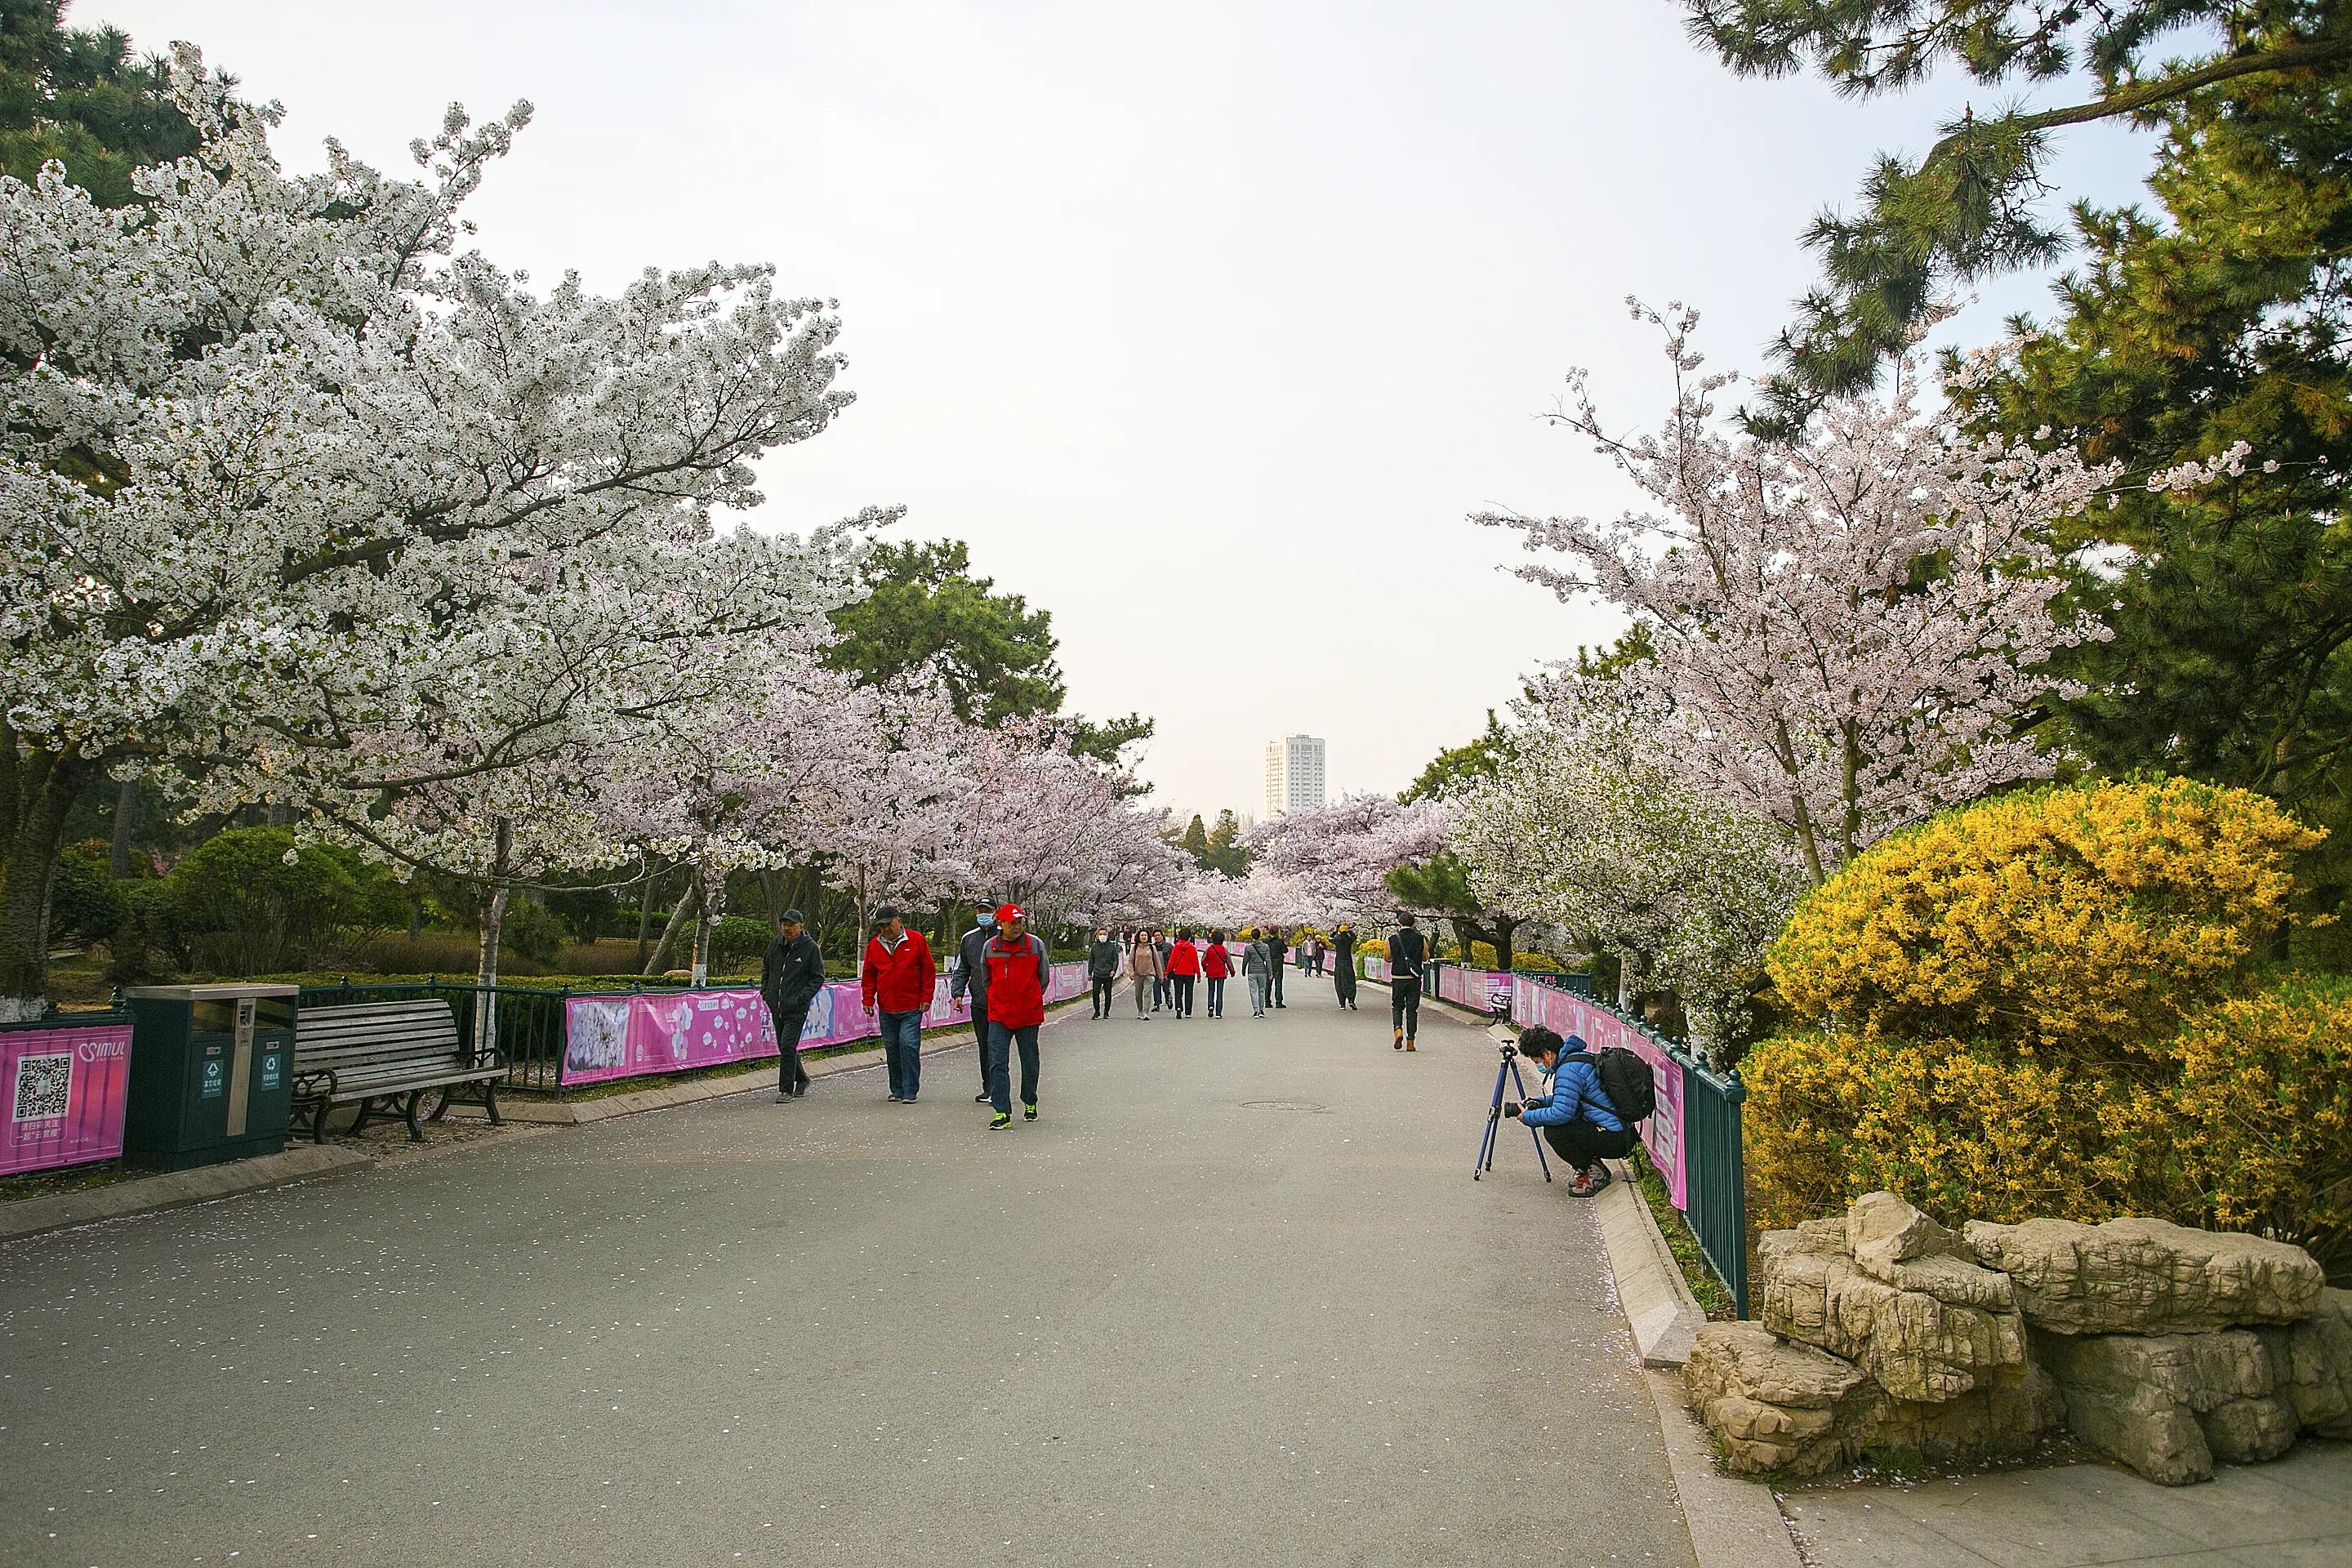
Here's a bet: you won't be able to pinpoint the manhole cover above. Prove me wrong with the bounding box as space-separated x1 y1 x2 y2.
1241 1099 1327 1112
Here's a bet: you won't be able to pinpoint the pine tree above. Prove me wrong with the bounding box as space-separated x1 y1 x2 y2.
0 1 212 208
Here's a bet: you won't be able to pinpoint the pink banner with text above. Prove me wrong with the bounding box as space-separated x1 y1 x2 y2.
1509 978 1686 1209
560 965 1089 1085
2 1021 133 1176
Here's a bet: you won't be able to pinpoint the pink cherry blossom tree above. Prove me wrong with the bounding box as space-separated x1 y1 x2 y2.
1478 301 2120 883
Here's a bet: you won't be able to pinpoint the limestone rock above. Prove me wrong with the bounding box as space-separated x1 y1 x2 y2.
1686 1322 1878 1477
1848 1192 2016 1310
2032 1328 2279 1484
2257 1288 2352 1439
1964 1216 2323 1335
1867 1361 2068 1465
1761 1221 2025 1403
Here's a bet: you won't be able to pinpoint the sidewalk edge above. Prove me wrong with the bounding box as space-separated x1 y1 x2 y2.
1597 1159 1708 1368
0 1143 373 1245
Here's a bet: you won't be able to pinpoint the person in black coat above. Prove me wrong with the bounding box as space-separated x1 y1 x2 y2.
950 906 999 1102
1330 923 1358 1010
761 909 825 1098
1267 925 1287 1008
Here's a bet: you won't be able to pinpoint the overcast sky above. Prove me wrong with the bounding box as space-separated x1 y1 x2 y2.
99 1 2155 822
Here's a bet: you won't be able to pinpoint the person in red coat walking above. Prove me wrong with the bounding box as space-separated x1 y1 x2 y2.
1200 929 1233 1018
861 905 938 1103
981 903 1053 1129
1165 929 1201 1018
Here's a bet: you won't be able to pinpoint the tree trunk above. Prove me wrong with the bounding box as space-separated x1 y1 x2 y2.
688 858 717 987
644 880 697 975
109 775 137 879
1490 916 1518 973
633 864 661 970
408 889 425 941
473 816 514 1054
0 746 93 1021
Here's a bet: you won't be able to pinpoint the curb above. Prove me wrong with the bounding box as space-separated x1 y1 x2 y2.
1644 1369 1806 1568
1595 1160 1708 1368
0 1143 373 1245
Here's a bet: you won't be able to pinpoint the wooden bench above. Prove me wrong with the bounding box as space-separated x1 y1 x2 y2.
292 1000 503 1142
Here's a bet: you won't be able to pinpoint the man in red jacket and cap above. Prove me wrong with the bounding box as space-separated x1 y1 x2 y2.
981 902 1053 1130
861 905 938 1103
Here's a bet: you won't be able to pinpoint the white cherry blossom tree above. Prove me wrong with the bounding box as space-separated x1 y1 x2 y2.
1477 301 2118 884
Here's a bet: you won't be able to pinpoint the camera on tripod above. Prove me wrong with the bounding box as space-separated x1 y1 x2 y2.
1473 1031 1552 1183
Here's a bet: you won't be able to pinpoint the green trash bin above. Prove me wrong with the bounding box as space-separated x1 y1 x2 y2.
122 984 297 1170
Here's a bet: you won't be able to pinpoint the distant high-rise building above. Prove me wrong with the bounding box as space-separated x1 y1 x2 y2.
1263 735 1327 817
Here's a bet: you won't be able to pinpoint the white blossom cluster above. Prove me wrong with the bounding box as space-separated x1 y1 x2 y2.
1477 301 2121 883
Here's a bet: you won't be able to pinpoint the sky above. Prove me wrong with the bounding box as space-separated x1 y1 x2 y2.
96 1 2160 822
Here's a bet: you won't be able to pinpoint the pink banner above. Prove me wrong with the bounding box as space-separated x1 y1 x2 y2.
2 1022 133 1176
560 965 1089 1086
1508 978 1686 1209
1435 965 1516 1014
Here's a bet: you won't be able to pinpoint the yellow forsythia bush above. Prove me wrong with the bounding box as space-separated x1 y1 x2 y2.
2167 974 2352 1277
1742 1031 2150 1233
1767 778 2319 1060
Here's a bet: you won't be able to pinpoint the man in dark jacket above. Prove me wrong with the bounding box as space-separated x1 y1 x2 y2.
1388 914 1428 1051
1085 926 1120 1018
761 908 824 1098
949 904 998 1102
1331 923 1358 1010
1267 926 1288 1008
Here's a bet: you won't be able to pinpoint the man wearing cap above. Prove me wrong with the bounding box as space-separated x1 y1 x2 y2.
948 902 998 1103
761 909 824 1099
861 905 937 1104
980 902 1052 1129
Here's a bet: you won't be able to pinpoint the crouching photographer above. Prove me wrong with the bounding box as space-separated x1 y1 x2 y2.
1506 1025 1633 1198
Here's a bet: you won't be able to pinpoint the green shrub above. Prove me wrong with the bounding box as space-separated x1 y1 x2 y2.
708 915 770 970
1510 951 1563 973
499 898 566 964
49 840 122 945
164 828 388 976
105 879 183 984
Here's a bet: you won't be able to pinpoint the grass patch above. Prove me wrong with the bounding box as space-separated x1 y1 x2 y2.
0 1158 140 1203
1629 1145 1739 1321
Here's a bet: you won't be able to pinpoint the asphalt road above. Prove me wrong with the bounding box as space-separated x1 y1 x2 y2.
2 972 1695 1568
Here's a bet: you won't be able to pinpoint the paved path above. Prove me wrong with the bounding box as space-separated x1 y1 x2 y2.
0 973 1692 1568
1782 1442 2352 1567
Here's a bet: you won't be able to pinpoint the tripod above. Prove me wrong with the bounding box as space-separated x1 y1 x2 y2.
1474 1041 1553 1182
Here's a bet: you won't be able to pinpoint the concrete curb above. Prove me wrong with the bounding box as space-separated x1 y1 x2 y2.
1596 1159 1708 1368
1644 1369 1806 1568
0 1143 373 1245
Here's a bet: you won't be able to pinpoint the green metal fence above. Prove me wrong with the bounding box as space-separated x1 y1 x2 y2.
1673 1048 1749 1317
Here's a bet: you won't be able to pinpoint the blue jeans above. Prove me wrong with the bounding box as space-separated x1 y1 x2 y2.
984 1021 1040 1114
1205 976 1226 1015
879 1009 923 1099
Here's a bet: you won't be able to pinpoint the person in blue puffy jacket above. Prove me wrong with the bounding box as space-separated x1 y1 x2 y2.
1508 1025 1633 1196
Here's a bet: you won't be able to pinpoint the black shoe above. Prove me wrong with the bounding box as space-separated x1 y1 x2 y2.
974 1092 991 1103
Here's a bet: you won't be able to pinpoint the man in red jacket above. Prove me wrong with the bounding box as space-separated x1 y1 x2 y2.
861 905 938 1103
981 902 1053 1129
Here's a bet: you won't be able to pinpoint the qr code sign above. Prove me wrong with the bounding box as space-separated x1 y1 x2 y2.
12 1052 70 1122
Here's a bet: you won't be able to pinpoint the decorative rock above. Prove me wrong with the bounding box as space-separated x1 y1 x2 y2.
1964 1215 2323 1335
2032 1328 2281 1484
2256 1287 2352 1439
1686 1322 1878 1477
1849 1192 2015 1309
1760 1221 2026 1403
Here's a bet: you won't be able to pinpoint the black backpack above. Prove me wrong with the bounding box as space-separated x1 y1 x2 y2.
1566 1048 1655 1126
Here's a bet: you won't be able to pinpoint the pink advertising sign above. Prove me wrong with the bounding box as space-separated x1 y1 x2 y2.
559 964 1089 1087
1509 978 1686 1209
2 1021 133 1176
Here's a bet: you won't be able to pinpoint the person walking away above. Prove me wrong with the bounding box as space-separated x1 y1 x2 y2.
981 903 1052 1129
1388 914 1428 1050
1165 929 1200 1018
760 909 824 1099
860 905 937 1103
1201 929 1232 1018
1267 926 1288 1007
1505 1026 1633 1196
949 903 999 1102
1128 929 1162 1019
1086 926 1120 1019
1242 928 1273 1017
1331 923 1359 1010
